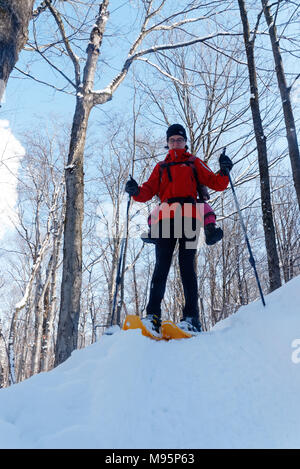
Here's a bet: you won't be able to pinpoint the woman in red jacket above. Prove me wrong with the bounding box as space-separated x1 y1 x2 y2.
125 124 233 336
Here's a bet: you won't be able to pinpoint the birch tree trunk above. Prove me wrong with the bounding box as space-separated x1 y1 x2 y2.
237 0 281 292
7 309 17 385
31 202 43 375
261 0 300 210
0 321 8 388
0 0 34 101
41 217 64 371
133 264 140 317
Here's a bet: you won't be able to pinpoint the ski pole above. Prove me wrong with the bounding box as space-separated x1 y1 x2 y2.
222 148 266 307
110 187 132 327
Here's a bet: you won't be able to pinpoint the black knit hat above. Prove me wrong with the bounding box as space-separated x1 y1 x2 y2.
166 124 187 141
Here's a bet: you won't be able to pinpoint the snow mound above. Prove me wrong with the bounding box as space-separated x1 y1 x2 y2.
1 276 300 449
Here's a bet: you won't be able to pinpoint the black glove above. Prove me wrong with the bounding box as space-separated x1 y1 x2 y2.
125 176 140 196
219 151 233 175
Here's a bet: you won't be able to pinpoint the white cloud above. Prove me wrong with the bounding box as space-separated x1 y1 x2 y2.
0 120 25 239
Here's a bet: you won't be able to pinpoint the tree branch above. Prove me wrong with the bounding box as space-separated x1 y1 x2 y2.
14 66 74 94
136 57 193 86
46 0 81 87
34 45 77 89
108 31 244 95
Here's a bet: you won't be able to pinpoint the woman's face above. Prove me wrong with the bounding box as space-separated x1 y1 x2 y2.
168 135 186 150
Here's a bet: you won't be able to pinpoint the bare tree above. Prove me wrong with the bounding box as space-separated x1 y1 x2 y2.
272 177 300 283
237 0 281 293
5 125 66 384
261 0 300 210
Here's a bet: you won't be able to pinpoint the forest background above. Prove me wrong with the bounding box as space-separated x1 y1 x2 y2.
0 0 299 387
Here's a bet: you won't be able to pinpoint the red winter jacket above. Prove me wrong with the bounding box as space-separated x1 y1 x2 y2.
133 149 229 220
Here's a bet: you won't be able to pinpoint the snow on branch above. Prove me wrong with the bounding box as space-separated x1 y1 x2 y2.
91 87 112 106
147 15 207 33
133 31 243 57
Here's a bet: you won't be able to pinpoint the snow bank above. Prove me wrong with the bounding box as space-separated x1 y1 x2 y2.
0 276 300 449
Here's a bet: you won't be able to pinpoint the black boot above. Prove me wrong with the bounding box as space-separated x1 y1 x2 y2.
177 316 202 334
204 223 223 245
142 314 162 336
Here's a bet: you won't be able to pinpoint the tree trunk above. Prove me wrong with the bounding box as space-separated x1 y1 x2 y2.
261 0 300 210
208 254 217 326
238 0 281 293
7 308 17 385
133 264 140 316
116 215 130 326
54 0 110 366
0 0 34 101
31 267 44 375
0 322 8 388
41 217 63 371
31 203 43 376
54 96 92 366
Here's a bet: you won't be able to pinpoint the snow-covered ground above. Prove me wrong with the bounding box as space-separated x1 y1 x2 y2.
1 276 300 449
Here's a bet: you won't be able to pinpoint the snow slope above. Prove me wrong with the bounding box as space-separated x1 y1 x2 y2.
1 276 300 449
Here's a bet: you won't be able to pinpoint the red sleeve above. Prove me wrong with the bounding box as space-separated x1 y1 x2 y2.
195 158 229 191
132 163 160 203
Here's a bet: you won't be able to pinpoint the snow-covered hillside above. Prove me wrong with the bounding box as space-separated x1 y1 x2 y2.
1 276 300 449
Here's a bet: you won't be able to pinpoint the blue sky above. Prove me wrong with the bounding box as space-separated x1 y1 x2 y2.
1 0 141 138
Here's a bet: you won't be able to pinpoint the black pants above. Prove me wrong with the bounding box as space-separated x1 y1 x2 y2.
146 218 199 319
